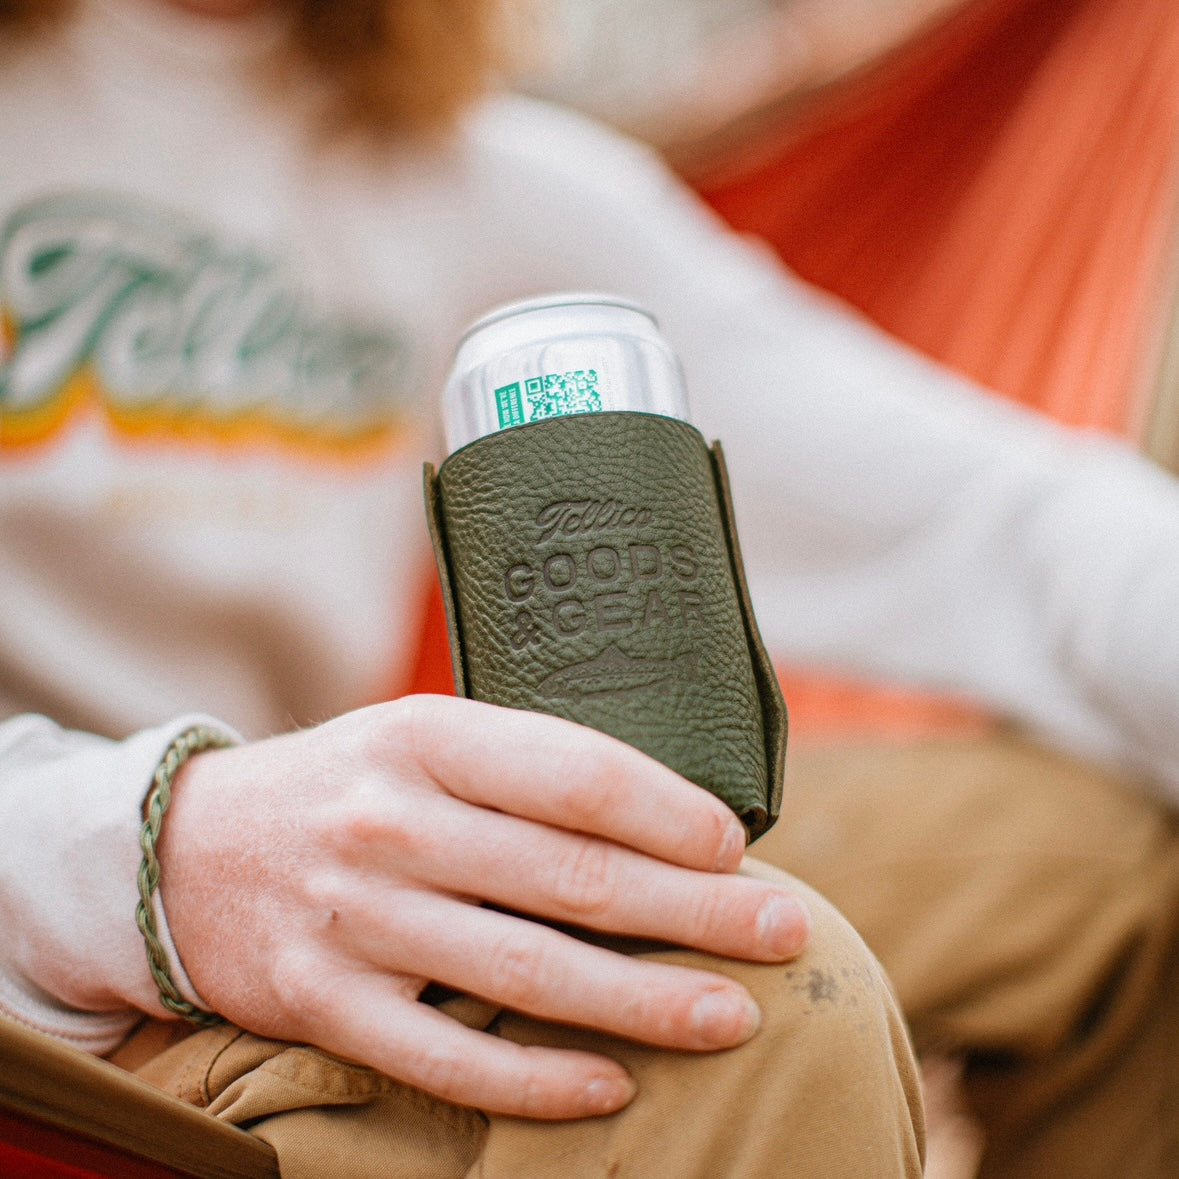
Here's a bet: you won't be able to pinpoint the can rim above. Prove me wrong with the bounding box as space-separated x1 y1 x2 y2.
457 292 657 350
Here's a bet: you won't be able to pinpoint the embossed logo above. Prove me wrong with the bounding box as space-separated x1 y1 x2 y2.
537 643 697 700
535 498 653 545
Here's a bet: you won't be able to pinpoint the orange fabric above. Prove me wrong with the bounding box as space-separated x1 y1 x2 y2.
405 573 457 697
699 0 1179 437
690 0 1179 740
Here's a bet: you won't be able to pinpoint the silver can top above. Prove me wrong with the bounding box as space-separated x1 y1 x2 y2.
443 292 690 452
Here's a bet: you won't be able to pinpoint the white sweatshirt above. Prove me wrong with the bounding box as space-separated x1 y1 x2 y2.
3 0 1179 1051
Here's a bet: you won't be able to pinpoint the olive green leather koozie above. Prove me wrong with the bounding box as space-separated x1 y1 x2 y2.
424 411 785 839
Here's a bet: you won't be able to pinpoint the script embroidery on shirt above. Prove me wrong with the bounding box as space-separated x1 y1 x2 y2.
0 193 415 458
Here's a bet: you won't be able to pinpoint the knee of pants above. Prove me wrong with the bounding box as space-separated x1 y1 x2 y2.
485 863 926 1178
718 861 925 1111
511 858 923 1102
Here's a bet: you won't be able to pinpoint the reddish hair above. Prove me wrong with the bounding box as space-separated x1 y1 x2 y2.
0 0 516 139
0 0 73 33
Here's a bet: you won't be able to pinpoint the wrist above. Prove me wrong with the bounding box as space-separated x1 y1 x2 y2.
136 724 236 1025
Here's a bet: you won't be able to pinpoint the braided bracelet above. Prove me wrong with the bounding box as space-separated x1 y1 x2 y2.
135 724 234 1026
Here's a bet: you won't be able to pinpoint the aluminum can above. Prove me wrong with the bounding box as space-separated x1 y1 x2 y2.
442 293 691 453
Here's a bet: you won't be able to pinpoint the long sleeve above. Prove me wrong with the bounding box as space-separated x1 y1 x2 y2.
0 713 237 1052
465 96 1179 799
682 279 1179 792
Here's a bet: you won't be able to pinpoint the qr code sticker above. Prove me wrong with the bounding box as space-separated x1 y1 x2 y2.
524 370 602 420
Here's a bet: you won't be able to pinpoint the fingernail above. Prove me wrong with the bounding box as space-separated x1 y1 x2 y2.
583 1073 637 1115
714 821 746 871
691 990 761 1047
756 893 811 958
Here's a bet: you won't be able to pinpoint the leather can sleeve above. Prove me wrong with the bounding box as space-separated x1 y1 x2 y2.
423 411 785 839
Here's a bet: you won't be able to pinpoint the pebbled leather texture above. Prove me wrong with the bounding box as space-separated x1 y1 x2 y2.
424 411 785 839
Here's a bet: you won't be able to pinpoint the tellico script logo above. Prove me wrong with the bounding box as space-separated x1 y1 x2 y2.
535 498 654 544
0 194 413 454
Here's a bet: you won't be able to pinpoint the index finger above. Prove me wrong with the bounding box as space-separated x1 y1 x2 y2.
385 695 747 873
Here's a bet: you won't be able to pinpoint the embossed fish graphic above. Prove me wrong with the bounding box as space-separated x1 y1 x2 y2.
537 643 697 699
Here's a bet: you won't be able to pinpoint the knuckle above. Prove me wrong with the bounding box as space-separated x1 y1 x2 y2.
612 983 663 1033
598 973 697 1044
549 838 617 918
699 804 738 865
354 695 431 773
388 693 432 756
687 881 736 939
403 1042 468 1103
335 784 419 856
635 990 684 1041
268 945 330 1030
515 1059 558 1119
558 757 627 828
485 936 549 1006
390 693 463 773
297 865 347 915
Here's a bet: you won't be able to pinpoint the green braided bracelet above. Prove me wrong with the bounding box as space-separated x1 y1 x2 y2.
135 724 234 1026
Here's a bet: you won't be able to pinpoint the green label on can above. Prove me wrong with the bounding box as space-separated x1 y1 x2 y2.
494 382 526 429
495 370 602 430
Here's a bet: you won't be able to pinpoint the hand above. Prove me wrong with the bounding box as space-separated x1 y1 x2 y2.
157 696 810 1119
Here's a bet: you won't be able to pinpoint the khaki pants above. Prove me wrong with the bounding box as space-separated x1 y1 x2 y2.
121 868 925 1178
755 734 1179 1179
